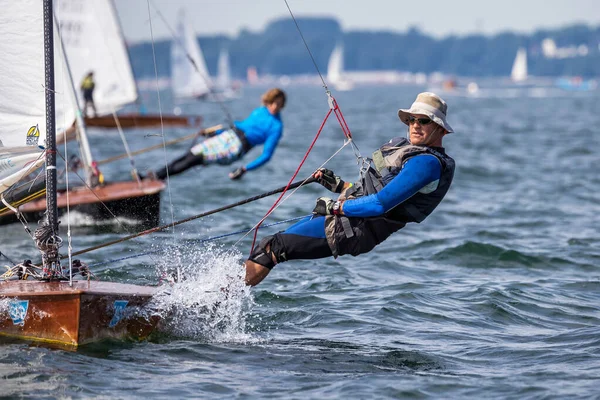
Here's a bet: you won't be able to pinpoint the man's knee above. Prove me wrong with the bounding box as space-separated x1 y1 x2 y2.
247 235 286 270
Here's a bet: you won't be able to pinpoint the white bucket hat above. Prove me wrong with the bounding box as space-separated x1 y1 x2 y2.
398 92 454 133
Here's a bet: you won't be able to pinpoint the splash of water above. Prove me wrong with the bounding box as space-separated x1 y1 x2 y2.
0 297 11 316
63 210 143 226
148 242 258 343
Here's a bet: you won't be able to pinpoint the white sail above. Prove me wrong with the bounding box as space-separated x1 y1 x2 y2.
55 0 138 115
327 44 353 91
0 1 47 194
216 48 232 92
53 17 78 137
327 44 344 84
171 9 212 99
54 15 94 183
0 151 46 195
511 47 528 82
0 3 47 148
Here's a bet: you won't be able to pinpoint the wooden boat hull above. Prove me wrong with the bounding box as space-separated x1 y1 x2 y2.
84 113 202 129
0 180 165 228
0 280 160 347
57 114 203 144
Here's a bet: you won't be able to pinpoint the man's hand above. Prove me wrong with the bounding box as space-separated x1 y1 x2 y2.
229 166 246 180
313 168 345 193
201 124 224 136
312 197 340 216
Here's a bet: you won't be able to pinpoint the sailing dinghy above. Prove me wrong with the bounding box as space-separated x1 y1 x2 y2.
0 4 166 229
0 0 160 347
171 9 213 100
327 43 354 91
55 0 200 132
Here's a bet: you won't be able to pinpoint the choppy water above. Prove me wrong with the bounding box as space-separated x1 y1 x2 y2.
1 85 600 399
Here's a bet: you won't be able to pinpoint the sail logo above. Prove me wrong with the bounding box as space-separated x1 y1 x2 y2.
109 300 129 328
8 300 29 326
26 125 40 146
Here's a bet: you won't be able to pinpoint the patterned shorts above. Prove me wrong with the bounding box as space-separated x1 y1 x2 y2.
190 129 244 165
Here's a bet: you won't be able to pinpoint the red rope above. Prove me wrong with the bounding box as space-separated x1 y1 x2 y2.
249 94 353 253
330 97 353 140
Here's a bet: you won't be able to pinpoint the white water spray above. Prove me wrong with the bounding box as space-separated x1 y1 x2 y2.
148 242 258 343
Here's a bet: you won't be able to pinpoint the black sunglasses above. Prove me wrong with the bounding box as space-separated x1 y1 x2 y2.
407 116 433 126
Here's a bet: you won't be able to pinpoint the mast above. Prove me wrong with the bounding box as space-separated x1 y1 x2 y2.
43 0 61 273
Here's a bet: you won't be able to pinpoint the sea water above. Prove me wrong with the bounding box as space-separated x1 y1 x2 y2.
0 85 599 399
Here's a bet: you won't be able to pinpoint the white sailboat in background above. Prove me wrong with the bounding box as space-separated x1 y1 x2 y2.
55 0 200 130
327 44 354 91
171 9 212 100
511 47 528 82
214 48 242 100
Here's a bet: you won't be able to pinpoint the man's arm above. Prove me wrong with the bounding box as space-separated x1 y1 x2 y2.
244 129 282 171
342 154 441 217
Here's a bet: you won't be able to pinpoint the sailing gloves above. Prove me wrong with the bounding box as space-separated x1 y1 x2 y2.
313 197 341 216
229 166 246 180
315 168 345 193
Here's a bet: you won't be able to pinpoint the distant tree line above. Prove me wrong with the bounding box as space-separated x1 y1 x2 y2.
127 17 600 79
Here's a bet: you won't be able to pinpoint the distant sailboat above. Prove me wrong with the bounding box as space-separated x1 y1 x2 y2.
327 44 354 91
511 47 528 82
171 9 212 100
55 0 200 130
214 48 241 100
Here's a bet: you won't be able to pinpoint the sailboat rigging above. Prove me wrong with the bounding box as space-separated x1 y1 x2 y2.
0 0 160 347
0 3 166 228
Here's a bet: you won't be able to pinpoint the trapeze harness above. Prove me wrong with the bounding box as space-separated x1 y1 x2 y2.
326 136 455 257
249 137 455 268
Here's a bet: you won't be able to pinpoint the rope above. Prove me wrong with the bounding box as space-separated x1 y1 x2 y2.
87 215 310 268
242 0 368 255
55 152 134 231
57 178 315 260
235 138 351 248
110 107 141 183
248 107 334 253
34 223 63 278
283 0 328 90
145 0 177 240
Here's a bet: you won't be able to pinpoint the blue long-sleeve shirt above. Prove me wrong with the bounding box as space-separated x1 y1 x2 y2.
343 154 442 217
234 106 283 171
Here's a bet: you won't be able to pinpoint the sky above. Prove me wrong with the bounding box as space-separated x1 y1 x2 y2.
115 0 600 43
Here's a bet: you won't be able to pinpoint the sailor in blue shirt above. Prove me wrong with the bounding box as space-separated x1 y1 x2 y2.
153 88 286 180
244 92 456 287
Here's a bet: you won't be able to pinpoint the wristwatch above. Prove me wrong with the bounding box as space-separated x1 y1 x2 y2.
332 200 341 215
